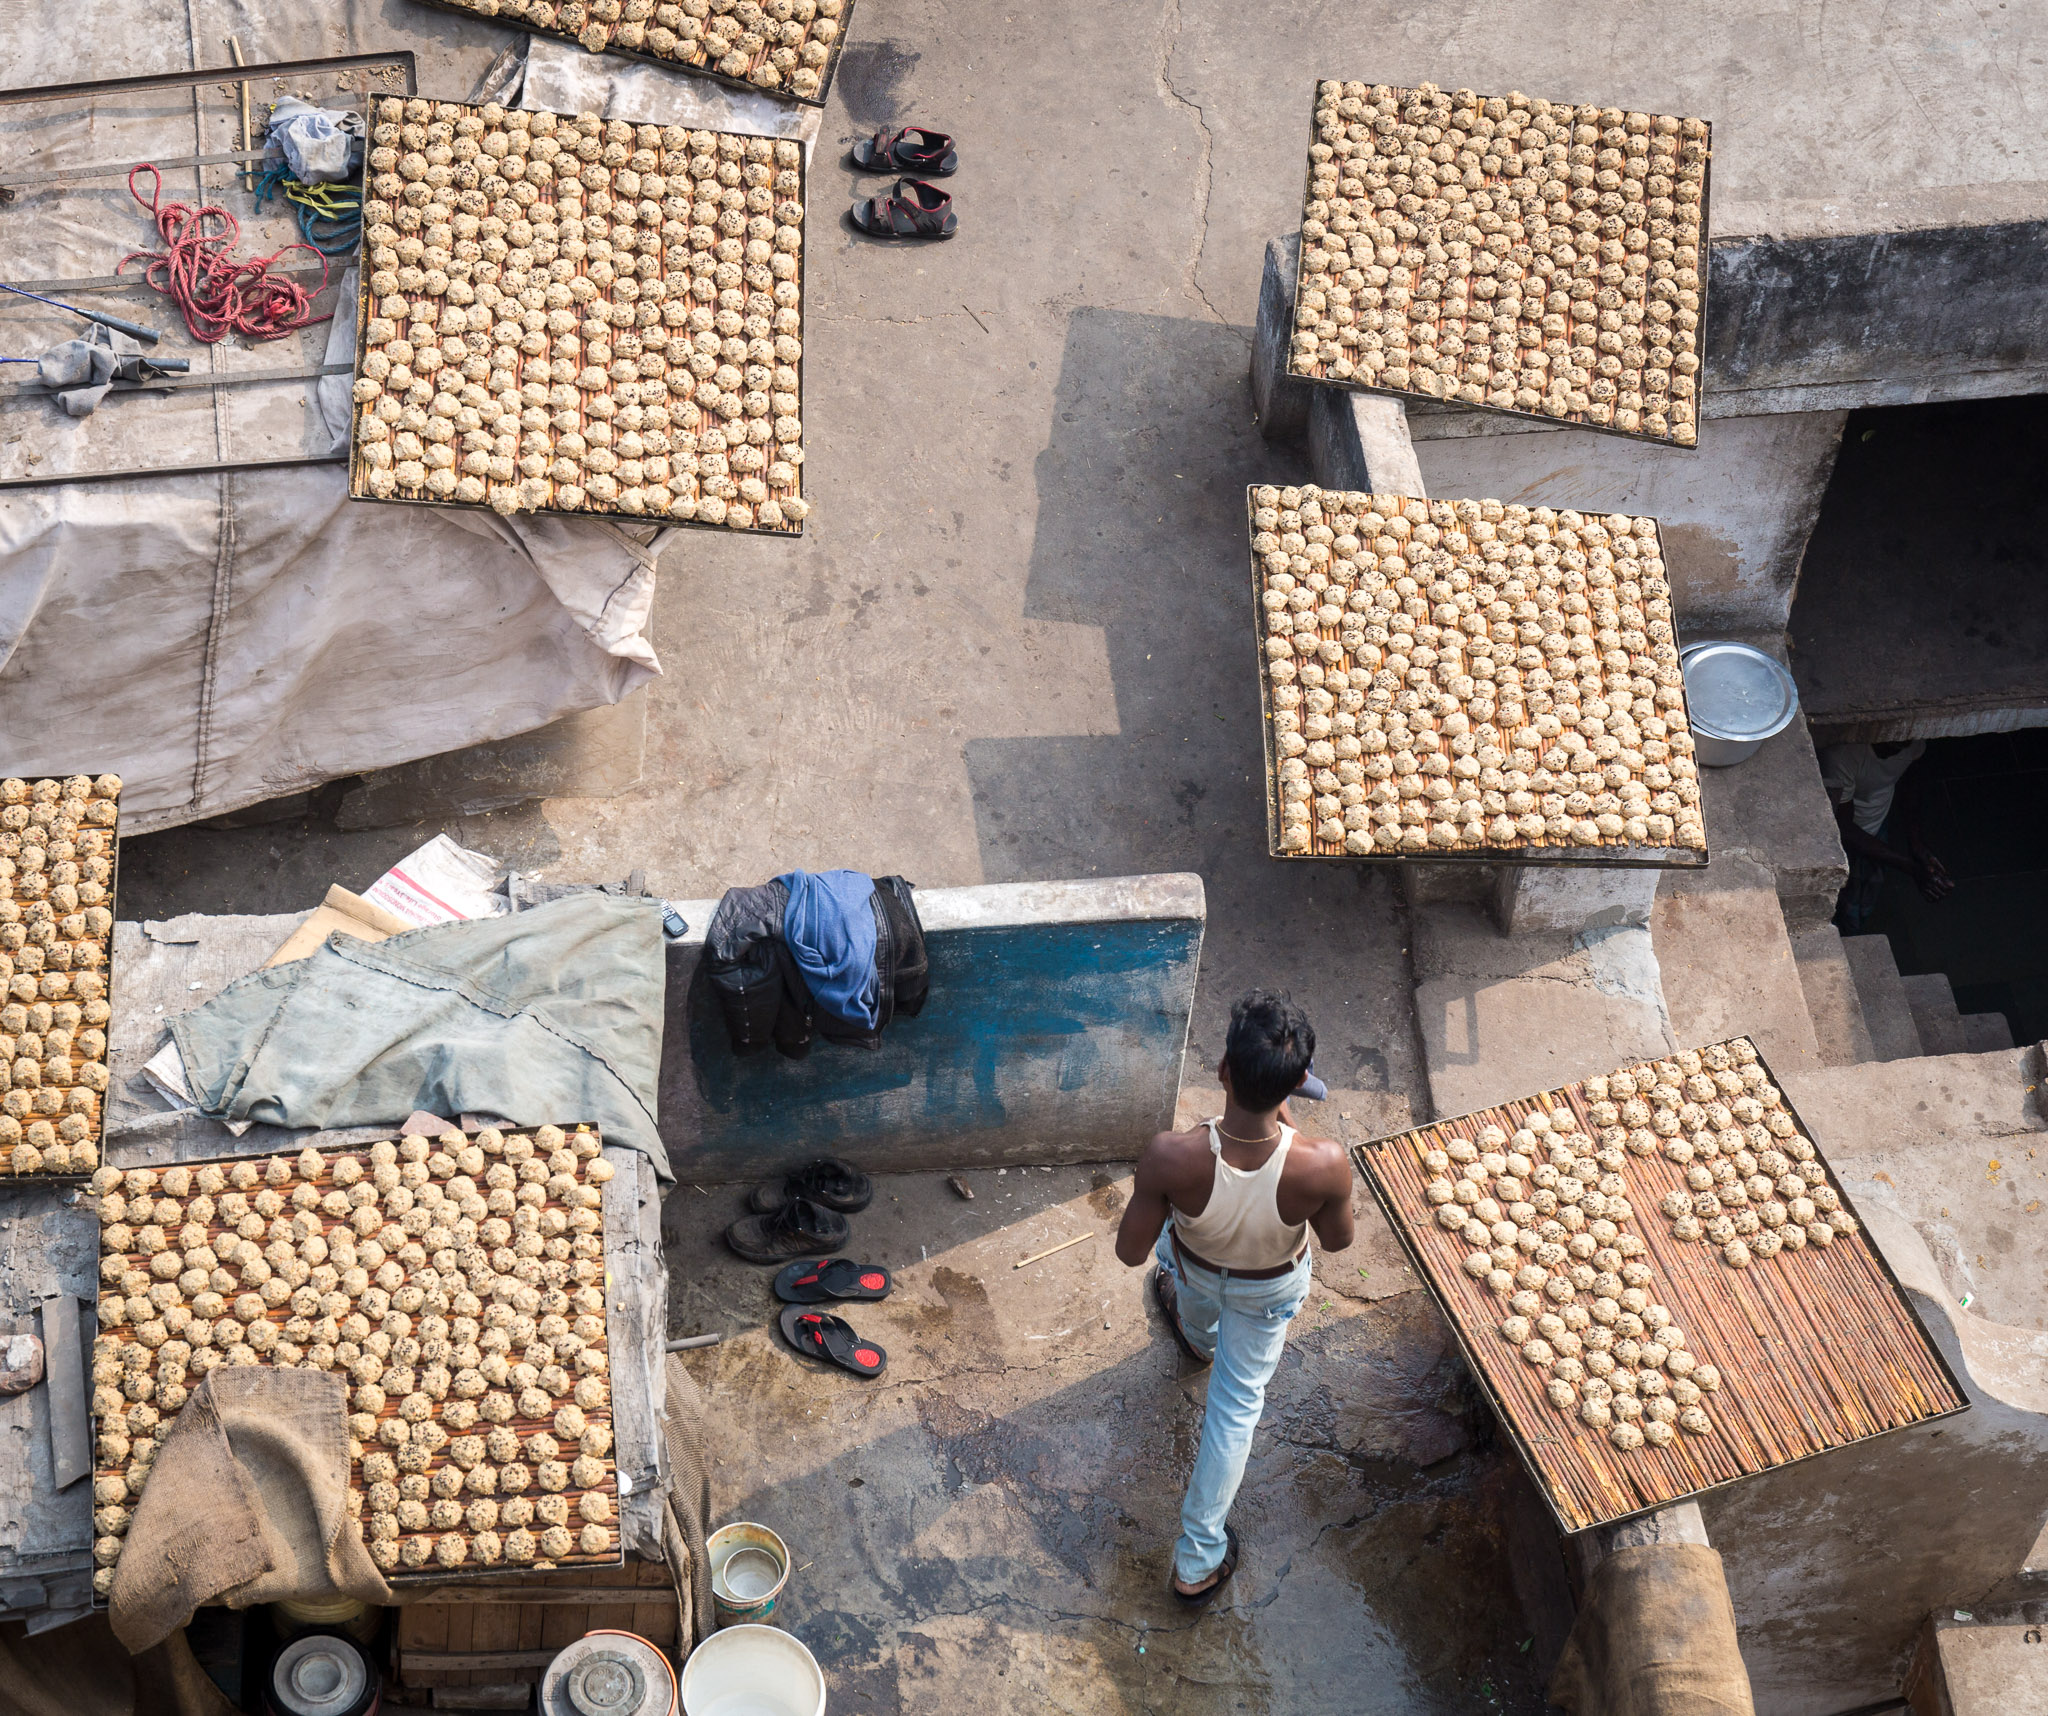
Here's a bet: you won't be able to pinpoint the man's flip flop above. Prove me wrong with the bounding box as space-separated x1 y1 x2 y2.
1152 1267 1211 1368
778 1304 888 1377
774 1257 894 1304
850 179 957 240
850 126 958 177
1172 1524 1241 1606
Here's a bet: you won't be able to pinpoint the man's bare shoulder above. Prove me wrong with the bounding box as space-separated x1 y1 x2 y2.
1140 1125 1212 1167
1285 1131 1354 1189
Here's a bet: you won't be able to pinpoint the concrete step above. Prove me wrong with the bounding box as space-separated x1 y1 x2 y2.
1789 926 1879 1066
1961 1011 2017 1053
1650 856 1825 1076
1409 904 1675 1119
1914 1615 2048 1716
1784 1047 2048 1331
1841 934 1927 1061
1902 971 1972 1057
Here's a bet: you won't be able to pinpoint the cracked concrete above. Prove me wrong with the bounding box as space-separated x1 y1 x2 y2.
1152 0 1232 330
667 1166 1557 1712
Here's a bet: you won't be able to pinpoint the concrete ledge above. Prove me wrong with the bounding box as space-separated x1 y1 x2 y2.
1250 232 1312 443
1702 1197 2048 1716
658 873 1206 1180
1411 904 1675 1118
1307 388 1426 497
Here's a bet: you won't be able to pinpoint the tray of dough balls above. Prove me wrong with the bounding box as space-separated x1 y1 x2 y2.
1289 80 1710 446
1352 1038 1965 1533
351 95 809 534
1248 484 1709 865
412 0 854 107
1 774 122 1177
89 1125 625 1588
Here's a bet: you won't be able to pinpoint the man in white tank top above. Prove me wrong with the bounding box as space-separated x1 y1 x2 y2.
1115 991 1356 1603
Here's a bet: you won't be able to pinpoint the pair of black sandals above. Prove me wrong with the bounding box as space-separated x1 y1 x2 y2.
725 1156 894 1378
848 125 959 241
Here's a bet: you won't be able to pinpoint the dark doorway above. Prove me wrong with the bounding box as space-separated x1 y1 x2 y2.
1845 729 2048 1047
1791 395 2048 736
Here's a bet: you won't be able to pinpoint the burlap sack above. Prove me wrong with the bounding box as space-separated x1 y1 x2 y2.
110 1367 389 1653
0 1614 236 1716
1548 1542 1756 1716
658 1353 714 1650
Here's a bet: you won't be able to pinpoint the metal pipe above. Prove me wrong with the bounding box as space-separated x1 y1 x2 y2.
0 281 160 345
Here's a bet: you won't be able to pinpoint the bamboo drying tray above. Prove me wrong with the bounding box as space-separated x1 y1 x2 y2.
1354 1041 1965 1532
1287 81 1711 447
88 1127 621 1591
1249 485 1710 866
410 0 856 108
0 774 121 1176
349 95 807 535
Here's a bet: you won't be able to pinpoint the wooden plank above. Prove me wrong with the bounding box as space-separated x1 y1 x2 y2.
386 1583 666 1607
467 1598 521 1692
630 1599 675 1648
401 1597 453 1689
398 1650 558 1673
1353 1034 1964 1532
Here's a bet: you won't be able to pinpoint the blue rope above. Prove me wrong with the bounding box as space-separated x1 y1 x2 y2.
253 165 363 258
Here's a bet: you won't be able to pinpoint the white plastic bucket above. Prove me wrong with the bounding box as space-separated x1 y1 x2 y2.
680 1625 825 1716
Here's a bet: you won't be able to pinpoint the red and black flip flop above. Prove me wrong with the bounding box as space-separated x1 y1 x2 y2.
779 1304 888 1378
774 1257 894 1304
850 179 957 241
850 126 959 177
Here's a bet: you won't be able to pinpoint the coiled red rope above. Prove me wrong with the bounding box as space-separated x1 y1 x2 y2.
117 163 332 343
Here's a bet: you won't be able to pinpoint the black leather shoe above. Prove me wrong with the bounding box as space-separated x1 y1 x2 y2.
726 1196 851 1263
747 1156 875 1214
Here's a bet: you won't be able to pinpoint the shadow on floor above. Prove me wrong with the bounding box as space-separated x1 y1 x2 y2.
668 1167 1563 1713
964 304 1426 1115
1858 728 2048 1046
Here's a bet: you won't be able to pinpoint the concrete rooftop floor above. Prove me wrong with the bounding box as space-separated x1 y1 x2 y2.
104 2 2037 1704
666 1167 1560 1715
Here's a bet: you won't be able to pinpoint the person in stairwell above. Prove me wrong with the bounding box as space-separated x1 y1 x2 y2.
1115 990 1356 1604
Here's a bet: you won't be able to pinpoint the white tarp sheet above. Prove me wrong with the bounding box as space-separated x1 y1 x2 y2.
0 4 699 833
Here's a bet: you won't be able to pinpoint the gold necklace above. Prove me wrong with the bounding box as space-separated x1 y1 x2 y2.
1215 1120 1280 1146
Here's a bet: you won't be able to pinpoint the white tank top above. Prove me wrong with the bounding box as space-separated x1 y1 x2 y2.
1170 1119 1310 1270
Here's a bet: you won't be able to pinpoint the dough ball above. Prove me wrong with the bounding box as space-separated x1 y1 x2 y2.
554 1404 586 1440
1608 1421 1645 1451
575 1488 611 1524
539 1524 574 1560
578 1522 611 1555
435 1533 470 1567
504 1527 537 1563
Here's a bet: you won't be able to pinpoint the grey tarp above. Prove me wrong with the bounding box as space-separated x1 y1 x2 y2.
166 895 671 1179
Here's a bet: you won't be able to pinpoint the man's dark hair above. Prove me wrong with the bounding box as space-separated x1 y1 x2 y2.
1224 989 1315 1111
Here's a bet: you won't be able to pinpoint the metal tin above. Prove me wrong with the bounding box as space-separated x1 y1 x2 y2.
1680 641 1799 766
1349 1038 1969 1537
1248 488 1711 869
1284 84 1712 450
541 1630 677 1716
345 98 808 538
707 1520 790 1628
409 0 856 109
269 1630 380 1716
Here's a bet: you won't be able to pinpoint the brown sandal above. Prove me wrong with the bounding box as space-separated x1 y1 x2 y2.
850 126 958 177
851 179 957 241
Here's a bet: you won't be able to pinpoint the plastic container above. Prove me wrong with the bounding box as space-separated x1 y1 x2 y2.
1680 641 1800 766
707 1522 790 1629
680 1625 824 1716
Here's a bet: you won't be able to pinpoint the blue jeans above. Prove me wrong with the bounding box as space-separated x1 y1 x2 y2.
1155 1228 1313 1583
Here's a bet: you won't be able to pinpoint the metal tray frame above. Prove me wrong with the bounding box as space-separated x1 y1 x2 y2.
345 95 807 538
409 0 856 109
1283 83 1713 451
0 54 416 491
1247 487 1713 869
1349 1039 1971 1536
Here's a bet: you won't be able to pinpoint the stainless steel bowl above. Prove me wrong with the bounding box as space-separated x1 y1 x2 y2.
1681 642 1800 767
